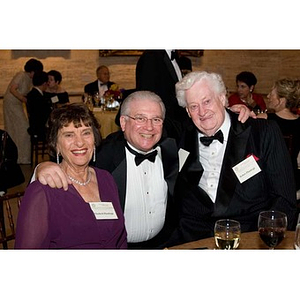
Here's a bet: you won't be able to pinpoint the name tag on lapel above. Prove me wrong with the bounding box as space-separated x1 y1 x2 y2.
89 202 118 220
232 155 261 183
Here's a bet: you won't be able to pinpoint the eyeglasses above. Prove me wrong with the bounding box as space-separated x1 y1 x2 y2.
126 115 164 126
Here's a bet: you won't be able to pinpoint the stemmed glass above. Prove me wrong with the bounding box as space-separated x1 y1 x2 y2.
258 210 287 249
214 219 241 250
93 92 100 107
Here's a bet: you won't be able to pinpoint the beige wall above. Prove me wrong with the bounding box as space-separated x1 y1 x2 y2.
1 49 300 128
197 50 300 94
1 49 300 96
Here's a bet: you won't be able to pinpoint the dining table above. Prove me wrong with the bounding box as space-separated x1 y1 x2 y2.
92 108 120 138
168 231 296 250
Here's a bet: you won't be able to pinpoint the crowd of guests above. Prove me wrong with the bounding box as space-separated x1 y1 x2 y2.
3 59 70 164
3 51 300 249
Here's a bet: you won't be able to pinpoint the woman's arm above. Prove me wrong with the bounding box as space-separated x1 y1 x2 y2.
10 83 27 103
15 183 50 249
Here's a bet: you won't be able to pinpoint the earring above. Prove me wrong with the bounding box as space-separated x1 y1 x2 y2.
56 152 60 164
93 146 96 162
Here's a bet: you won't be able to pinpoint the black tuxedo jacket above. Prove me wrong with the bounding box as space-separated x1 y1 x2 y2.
96 131 179 248
84 80 115 95
167 110 298 246
26 88 52 140
136 50 189 142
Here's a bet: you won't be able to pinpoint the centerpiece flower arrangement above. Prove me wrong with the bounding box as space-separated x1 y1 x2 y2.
104 84 123 102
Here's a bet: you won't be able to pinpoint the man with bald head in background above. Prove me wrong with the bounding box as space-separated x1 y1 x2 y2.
84 65 115 98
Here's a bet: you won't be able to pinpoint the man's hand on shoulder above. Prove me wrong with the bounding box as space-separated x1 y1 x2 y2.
36 161 71 191
230 104 257 123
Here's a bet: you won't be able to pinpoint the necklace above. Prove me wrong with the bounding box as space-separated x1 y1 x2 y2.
67 170 91 186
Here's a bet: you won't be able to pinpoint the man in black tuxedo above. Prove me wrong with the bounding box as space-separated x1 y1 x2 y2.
136 50 189 142
84 65 115 97
26 71 52 141
166 71 298 246
35 91 179 249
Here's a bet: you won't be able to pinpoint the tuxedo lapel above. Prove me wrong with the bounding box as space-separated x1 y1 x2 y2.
214 112 251 216
110 139 127 210
163 51 179 83
180 126 205 185
160 138 179 197
92 80 99 92
111 159 127 210
107 81 114 89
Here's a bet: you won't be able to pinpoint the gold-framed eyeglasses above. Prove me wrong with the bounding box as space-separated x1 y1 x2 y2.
126 115 163 126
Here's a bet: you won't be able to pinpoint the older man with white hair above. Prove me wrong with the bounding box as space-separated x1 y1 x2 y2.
166 71 297 246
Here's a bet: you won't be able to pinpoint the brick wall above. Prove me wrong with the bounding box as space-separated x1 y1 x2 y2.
1 49 300 128
198 50 300 94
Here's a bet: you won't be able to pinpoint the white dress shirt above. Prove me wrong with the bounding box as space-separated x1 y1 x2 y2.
98 80 108 97
198 111 231 202
166 50 182 81
124 144 168 243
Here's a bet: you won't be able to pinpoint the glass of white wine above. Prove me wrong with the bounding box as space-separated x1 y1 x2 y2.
294 213 300 250
214 219 241 250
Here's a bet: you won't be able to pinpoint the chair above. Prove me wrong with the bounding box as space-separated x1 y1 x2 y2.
30 135 47 167
0 191 24 249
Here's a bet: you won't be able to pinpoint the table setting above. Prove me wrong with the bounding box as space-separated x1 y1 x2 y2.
168 210 299 250
82 86 122 138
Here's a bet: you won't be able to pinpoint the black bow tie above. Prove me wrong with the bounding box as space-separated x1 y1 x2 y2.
200 130 224 146
100 83 107 86
125 143 158 166
171 50 179 61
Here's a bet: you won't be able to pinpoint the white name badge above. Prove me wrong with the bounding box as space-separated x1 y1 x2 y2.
51 95 59 103
89 202 118 220
232 155 261 183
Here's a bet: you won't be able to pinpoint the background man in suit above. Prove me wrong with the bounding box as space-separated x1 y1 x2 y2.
84 65 115 97
166 71 298 246
136 50 189 142
26 71 52 142
35 91 179 249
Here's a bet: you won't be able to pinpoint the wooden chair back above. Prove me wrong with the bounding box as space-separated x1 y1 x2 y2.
0 191 24 249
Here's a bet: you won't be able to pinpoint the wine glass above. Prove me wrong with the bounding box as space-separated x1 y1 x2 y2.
214 219 241 250
294 213 300 250
258 210 287 249
93 92 100 107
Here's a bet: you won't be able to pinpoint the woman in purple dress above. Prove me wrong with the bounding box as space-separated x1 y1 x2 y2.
15 103 127 249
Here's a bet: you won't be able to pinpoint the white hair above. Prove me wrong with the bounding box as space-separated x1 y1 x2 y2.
176 71 227 108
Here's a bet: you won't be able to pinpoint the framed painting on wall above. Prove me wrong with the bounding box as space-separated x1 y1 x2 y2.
99 50 204 57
